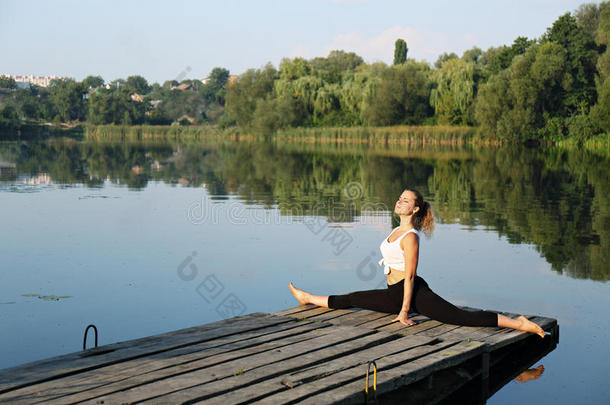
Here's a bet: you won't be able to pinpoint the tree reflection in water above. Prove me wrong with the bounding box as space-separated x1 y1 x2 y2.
0 139 607 281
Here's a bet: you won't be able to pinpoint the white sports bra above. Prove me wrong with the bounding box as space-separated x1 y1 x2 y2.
378 227 420 275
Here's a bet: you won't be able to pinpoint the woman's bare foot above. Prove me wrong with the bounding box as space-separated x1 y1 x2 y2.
289 282 309 306
517 316 546 338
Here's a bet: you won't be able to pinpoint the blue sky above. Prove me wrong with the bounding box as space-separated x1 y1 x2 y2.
0 0 593 84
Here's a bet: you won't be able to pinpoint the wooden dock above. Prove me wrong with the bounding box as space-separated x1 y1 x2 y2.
0 306 558 404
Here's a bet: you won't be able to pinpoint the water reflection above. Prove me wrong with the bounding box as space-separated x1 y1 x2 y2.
0 139 608 281
514 365 545 383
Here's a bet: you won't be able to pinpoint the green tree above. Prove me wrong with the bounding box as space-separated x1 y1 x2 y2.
225 63 278 127
574 2 610 39
393 38 408 65
595 5 610 79
251 93 308 135
274 75 323 123
87 89 113 124
362 61 432 126
82 75 104 89
434 52 458 69
147 108 173 125
590 5 610 131
484 37 535 76
49 78 86 122
475 43 568 141
162 80 178 89
125 75 151 95
0 105 20 129
202 67 230 105
279 58 312 80
336 74 368 125
313 83 341 124
430 59 478 125
542 13 597 113
152 86 207 122
13 88 43 119
311 50 364 83
0 77 17 89
87 88 145 125
462 47 483 64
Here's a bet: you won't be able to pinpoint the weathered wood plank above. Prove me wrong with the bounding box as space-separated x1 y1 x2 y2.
279 336 433 390
416 323 463 337
53 326 377 404
255 339 466 405
28 323 351 404
146 331 410 404
0 319 332 403
298 340 487 405
270 304 317 317
429 325 490 341
0 312 292 394
325 309 393 327
382 320 443 336
360 314 429 332
283 306 334 319
356 314 399 329
307 308 363 322
191 335 437 405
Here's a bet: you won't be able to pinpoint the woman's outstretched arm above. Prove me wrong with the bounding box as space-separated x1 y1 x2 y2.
392 232 419 326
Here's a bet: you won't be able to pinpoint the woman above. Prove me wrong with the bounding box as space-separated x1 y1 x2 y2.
289 189 546 338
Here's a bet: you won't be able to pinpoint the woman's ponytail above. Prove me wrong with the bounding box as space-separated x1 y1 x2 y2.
407 189 435 237
419 200 435 236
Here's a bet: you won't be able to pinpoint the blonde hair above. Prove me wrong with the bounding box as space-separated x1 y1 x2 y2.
406 188 435 236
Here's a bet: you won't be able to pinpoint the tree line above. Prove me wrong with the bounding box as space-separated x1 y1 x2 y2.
0 68 231 129
225 3 610 142
1 2 608 143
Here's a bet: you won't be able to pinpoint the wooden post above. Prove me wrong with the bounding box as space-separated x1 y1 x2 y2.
481 351 490 402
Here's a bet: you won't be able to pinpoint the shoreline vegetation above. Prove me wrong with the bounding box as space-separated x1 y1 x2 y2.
1 3 609 147
1 123 608 153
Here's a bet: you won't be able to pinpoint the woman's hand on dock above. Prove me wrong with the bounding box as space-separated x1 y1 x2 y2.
392 310 416 326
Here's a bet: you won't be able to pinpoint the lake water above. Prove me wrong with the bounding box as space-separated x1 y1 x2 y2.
0 139 608 404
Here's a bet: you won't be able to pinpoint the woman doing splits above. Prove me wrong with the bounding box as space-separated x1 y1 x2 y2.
289 189 546 338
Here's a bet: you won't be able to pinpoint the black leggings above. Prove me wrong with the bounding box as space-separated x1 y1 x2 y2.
328 276 498 327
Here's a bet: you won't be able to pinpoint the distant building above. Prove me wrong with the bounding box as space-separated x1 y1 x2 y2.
1 74 64 87
173 83 192 91
176 114 196 124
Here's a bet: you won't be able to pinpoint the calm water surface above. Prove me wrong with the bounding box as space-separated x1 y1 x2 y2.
0 140 608 404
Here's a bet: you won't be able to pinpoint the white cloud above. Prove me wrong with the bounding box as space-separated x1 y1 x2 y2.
323 25 460 64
